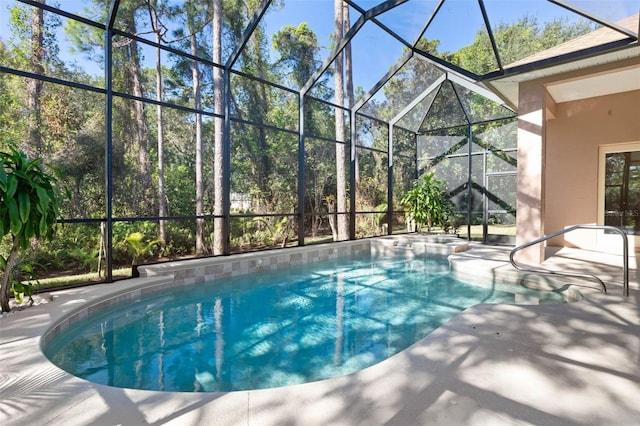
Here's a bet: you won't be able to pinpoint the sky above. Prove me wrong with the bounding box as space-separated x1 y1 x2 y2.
1 0 638 93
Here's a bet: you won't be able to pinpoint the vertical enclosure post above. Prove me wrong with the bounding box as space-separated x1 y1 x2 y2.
482 128 488 243
104 0 119 281
222 70 231 255
349 109 357 240
298 93 305 246
467 125 473 240
387 122 394 235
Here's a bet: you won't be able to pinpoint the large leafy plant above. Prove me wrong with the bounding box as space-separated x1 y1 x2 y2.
0 144 64 312
401 172 453 233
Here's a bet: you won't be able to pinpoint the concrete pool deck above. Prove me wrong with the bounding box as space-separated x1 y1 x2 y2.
1 242 639 425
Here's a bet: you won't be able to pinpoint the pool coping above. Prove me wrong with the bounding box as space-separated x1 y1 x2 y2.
1 237 639 425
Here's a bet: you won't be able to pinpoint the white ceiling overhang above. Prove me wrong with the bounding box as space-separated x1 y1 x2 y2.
546 64 640 103
485 36 640 109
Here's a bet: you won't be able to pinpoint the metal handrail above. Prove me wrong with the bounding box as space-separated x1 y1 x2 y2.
509 225 629 297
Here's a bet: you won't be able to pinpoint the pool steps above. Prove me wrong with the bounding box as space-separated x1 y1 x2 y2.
375 235 469 256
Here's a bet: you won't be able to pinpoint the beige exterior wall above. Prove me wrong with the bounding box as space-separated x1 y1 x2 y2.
517 59 640 263
545 88 640 250
515 82 546 264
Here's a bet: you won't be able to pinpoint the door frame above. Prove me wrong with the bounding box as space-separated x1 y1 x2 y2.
597 141 640 253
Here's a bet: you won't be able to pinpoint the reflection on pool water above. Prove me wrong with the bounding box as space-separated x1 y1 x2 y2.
44 255 567 392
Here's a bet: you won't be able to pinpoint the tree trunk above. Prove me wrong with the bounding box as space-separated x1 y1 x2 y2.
190 15 205 254
26 1 44 156
125 16 153 214
327 198 338 241
344 3 359 189
312 177 323 237
212 0 224 255
0 236 20 313
154 19 167 250
334 0 348 241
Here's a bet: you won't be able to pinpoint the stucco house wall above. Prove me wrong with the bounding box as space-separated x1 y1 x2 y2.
516 58 640 263
546 88 640 247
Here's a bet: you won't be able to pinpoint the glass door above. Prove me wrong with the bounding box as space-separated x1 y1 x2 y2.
598 143 640 253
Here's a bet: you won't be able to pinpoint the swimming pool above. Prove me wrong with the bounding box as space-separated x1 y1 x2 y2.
44 253 567 392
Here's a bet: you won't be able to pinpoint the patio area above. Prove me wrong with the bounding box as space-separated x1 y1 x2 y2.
1 2 639 424
1 244 638 426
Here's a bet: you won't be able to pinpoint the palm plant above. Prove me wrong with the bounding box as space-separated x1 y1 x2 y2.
125 232 161 265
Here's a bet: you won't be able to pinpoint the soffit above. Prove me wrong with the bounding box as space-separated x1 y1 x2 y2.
546 65 640 103
485 44 640 108
484 13 639 108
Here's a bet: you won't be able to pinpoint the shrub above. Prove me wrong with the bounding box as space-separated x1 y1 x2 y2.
401 172 453 233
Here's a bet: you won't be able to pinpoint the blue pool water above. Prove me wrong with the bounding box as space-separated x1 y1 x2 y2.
44 255 566 392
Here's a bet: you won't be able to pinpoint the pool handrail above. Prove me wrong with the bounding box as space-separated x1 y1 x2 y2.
509 225 629 297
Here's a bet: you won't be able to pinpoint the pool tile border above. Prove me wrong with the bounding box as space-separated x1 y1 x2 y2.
41 277 173 347
42 240 370 347
41 237 462 347
40 235 579 350
138 240 371 286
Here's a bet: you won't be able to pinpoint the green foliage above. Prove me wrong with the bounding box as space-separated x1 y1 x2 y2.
374 203 388 228
450 16 596 77
10 263 38 306
125 232 162 265
443 213 464 235
112 222 163 265
0 3 606 289
401 172 453 233
24 224 101 275
273 23 320 87
0 69 25 145
252 216 293 246
7 3 61 69
21 219 196 284
0 144 64 248
164 222 195 256
229 214 295 250
0 143 65 311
